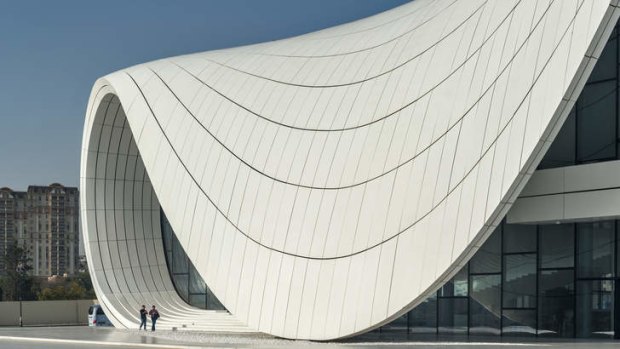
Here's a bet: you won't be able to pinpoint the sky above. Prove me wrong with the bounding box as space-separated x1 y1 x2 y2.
0 0 409 190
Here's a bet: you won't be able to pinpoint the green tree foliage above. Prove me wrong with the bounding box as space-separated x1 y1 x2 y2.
74 270 96 299
0 241 38 301
0 242 97 301
37 271 96 301
38 281 88 300
38 285 66 300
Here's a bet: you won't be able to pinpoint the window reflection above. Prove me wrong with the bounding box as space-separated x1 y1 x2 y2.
577 81 617 163
539 270 574 337
576 280 614 338
503 309 536 336
381 314 408 333
438 298 468 334
540 224 574 269
470 228 501 274
408 296 437 334
588 30 617 82
161 210 226 310
379 218 620 339
503 225 536 253
577 222 615 279
503 254 536 308
439 266 468 297
538 108 576 169
470 274 501 335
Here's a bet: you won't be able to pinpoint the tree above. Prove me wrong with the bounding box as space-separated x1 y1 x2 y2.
74 270 95 299
38 285 66 301
0 241 38 301
38 281 88 301
37 270 96 301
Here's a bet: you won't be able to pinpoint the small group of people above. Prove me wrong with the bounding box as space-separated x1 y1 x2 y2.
139 305 160 331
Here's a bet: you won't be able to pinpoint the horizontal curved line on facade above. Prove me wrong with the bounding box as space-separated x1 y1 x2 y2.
254 0 460 59
95 262 169 270
183 0 490 90
82 154 142 160
87 240 166 245
139 0 556 193
165 0 525 136
262 0 447 48
121 0 581 261
355 0 587 261
83 209 159 212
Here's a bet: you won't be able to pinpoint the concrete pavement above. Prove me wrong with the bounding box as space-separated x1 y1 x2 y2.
0 327 618 349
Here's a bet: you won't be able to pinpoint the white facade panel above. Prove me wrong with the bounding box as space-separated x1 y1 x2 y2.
81 0 620 340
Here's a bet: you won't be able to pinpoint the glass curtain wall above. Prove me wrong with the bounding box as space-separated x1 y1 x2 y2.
539 25 619 169
161 209 226 310
576 222 615 338
375 220 619 339
374 18 620 340
469 231 501 335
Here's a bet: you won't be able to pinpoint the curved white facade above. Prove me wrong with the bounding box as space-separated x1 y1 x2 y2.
80 0 620 340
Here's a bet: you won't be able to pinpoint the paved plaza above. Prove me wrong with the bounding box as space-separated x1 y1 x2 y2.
0 327 617 349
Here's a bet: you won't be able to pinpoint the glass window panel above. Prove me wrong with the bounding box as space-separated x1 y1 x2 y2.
588 32 617 82
172 236 189 274
162 217 172 253
470 227 501 274
618 222 620 274
470 274 501 335
408 295 437 334
504 224 537 253
540 224 574 269
161 209 227 312
576 280 614 338
381 314 408 333
207 287 226 310
173 274 189 301
189 294 207 309
503 254 536 308
438 298 468 334
538 269 575 337
439 266 468 297
577 221 615 278
538 107 576 170
503 309 536 336
577 81 617 163
189 265 207 294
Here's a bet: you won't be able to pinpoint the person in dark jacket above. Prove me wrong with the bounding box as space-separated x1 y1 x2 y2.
148 305 160 331
139 305 148 330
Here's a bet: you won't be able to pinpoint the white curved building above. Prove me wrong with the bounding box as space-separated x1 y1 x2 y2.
81 0 620 340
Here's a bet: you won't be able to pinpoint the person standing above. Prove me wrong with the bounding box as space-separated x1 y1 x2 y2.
148 305 160 331
138 305 148 330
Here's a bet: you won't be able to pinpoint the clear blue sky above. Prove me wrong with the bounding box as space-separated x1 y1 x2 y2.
0 0 409 190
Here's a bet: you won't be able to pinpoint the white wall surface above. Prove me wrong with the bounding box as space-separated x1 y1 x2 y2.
81 0 620 340
509 160 620 223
